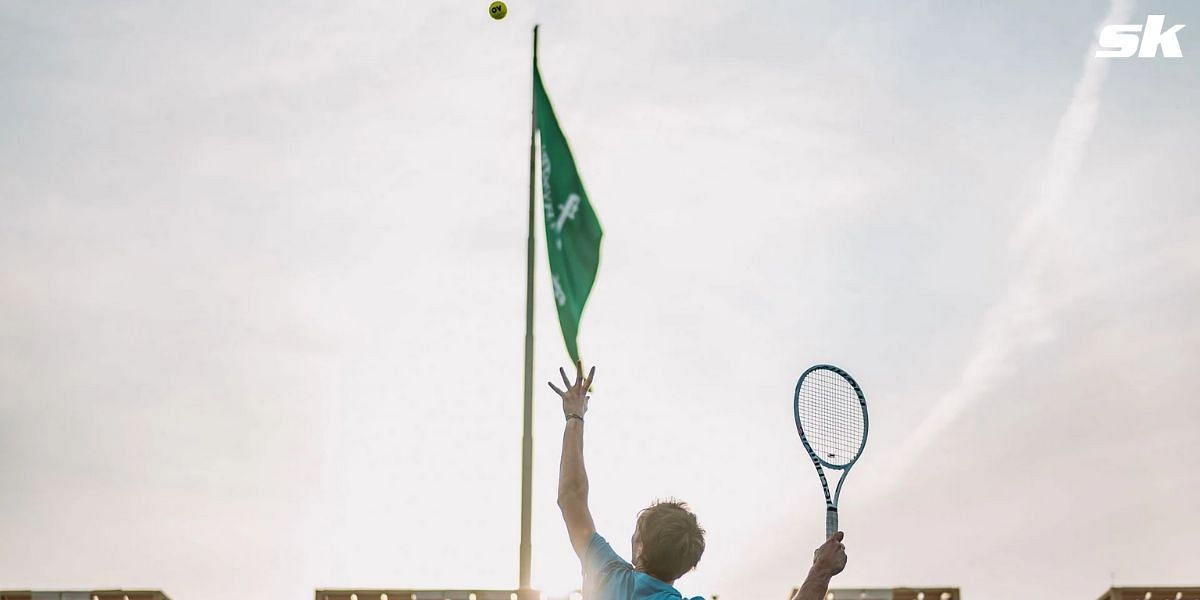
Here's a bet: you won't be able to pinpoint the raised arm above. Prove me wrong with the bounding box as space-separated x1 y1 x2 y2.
791 532 848 600
549 362 597 560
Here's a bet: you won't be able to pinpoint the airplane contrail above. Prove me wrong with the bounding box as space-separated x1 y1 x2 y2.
873 0 1137 492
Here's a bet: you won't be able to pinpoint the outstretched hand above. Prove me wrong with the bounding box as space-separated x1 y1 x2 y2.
548 361 595 419
812 531 847 577
792 531 847 600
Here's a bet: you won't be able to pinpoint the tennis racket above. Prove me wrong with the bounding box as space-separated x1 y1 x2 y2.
794 364 869 538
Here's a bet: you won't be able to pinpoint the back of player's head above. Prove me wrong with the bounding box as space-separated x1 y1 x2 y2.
635 498 705 582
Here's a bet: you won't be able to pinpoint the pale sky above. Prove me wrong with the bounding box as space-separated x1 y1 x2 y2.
2 2 1198 600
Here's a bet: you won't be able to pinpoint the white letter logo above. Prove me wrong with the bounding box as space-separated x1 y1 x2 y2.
1097 14 1186 58
1138 14 1186 57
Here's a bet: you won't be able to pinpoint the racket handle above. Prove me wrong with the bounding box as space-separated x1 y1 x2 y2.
826 507 838 539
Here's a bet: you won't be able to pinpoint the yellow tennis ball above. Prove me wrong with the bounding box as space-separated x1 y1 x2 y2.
488 1 507 20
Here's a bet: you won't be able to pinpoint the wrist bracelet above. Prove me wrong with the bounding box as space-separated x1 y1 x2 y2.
566 413 584 423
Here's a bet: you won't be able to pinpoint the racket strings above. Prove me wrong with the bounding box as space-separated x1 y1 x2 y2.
798 369 865 468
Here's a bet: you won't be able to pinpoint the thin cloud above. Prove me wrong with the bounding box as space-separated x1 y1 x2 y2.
872 0 1138 493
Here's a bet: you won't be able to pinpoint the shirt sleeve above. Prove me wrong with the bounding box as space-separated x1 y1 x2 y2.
583 532 634 599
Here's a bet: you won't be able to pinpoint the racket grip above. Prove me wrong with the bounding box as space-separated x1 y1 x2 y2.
826 507 838 539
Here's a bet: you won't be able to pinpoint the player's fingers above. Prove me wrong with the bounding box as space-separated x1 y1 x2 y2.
559 368 572 388
584 366 596 389
548 382 565 396
574 360 583 385
832 531 844 542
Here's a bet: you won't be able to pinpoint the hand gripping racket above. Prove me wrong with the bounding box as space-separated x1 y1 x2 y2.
794 364 869 538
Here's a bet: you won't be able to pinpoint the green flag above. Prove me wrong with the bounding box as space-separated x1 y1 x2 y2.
534 62 603 363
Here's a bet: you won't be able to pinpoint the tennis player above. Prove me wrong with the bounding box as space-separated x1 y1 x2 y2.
551 362 848 600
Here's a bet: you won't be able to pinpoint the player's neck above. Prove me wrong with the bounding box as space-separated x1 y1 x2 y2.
634 567 677 587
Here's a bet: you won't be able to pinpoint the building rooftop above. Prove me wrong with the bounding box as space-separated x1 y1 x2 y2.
0 592 170 600
316 591 527 600
806 587 961 600
1097 588 1200 600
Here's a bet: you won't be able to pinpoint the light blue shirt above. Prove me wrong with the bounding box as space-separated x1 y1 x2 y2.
584 532 703 600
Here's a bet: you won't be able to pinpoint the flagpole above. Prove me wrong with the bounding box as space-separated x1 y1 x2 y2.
519 23 540 600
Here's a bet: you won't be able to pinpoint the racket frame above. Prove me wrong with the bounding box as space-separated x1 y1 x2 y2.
794 363 869 538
